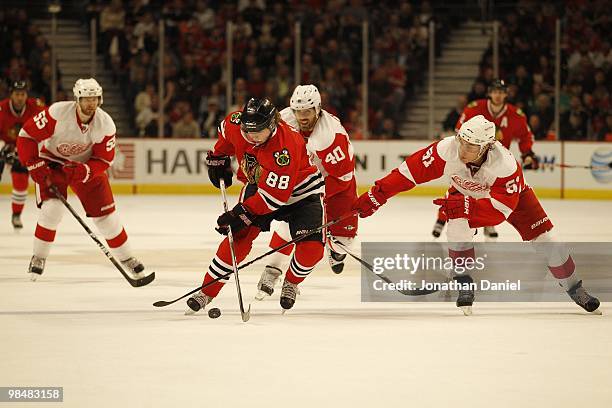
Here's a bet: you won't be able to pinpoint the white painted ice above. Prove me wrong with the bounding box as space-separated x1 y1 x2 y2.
1 194 611 408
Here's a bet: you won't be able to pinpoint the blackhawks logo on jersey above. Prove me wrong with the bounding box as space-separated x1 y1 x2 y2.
274 149 290 167
240 153 262 184
230 112 242 124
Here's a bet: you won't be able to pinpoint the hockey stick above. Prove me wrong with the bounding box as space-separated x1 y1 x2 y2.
330 240 439 296
219 179 251 322
153 210 358 307
50 185 155 287
549 162 612 170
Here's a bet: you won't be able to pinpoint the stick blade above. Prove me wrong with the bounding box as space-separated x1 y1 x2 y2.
130 271 156 287
241 304 251 322
153 300 171 307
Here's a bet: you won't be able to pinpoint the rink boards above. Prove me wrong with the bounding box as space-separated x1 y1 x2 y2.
1 139 611 199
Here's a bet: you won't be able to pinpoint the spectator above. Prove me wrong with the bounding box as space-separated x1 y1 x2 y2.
442 95 467 132
201 97 224 138
596 112 612 141
172 110 200 138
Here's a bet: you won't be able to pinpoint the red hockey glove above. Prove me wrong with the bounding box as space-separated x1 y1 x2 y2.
353 187 387 218
63 162 90 184
433 194 476 220
521 150 539 170
216 203 256 235
26 158 52 185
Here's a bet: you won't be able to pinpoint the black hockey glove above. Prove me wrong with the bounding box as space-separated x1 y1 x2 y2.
0 143 18 166
216 203 256 235
521 150 539 170
206 151 233 189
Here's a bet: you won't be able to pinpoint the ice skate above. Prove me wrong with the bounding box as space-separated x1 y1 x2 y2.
255 266 283 300
431 219 446 238
327 246 347 274
185 292 213 315
11 213 23 229
28 255 46 281
121 257 145 279
280 278 299 312
484 226 498 240
567 280 601 314
455 275 475 316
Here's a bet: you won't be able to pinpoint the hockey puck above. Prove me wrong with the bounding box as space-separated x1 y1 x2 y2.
208 308 221 319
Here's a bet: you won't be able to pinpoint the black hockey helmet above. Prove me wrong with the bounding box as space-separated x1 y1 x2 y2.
488 79 507 93
241 97 278 133
10 80 28 93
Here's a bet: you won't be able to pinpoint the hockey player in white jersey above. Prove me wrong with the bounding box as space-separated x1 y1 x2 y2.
17 78 148 281
355 115 601 315
255 84 359 300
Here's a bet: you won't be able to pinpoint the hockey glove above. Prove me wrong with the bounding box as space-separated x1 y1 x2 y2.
0 143 18 165
433 194 476 220
216 203 255 235
353 187 387 218
26 158 52 185
206 151 233 189
63 162 90 184
521 150 539 170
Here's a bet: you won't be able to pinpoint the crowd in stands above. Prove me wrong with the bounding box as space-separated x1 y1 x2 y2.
465 0 611 141
0 8 67 104
2 2 609 141
86 0 445 139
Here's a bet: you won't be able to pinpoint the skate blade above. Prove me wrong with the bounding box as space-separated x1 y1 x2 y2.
254 290 269 301
184 307 199 316
460 306 473 316
281 309 288 315
590 309 603 315
29 273 39 282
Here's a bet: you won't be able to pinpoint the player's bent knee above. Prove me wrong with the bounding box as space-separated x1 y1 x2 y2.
531 230 570 266
38 199 65 229
92 213 123 238
446 219 475 243
295 240 324 263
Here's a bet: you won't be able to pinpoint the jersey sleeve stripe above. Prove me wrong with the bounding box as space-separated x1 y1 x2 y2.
490 197 513 218
293 172 324 195
259 189 285 209
218 120 227 139
337 170 354 182
17 129 37 140
292 180 325 197
398 161 417 184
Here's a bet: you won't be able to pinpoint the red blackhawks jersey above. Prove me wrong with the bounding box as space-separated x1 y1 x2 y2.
456 99 534 154
280 108 356 202
373 136 526 228
214 111 324 216
17 101 116 178
0 97 45 145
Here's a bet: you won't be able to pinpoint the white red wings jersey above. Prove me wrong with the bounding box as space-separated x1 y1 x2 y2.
456 99 534 154
373 136 526 227
18 101 116 167
280 107 356 200
214 111 324 216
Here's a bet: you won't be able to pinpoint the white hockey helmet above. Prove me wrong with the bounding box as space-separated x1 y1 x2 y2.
290 84 321 114
457 115 495 150
73 78 103 105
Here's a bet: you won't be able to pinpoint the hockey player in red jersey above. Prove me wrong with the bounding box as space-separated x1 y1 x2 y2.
185 97 325 314
254 85 358 300
0 81 45 229
432 79 539 239
17 78 148 281
355 115 600 315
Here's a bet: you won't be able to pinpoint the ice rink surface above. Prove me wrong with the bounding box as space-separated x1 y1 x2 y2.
1 194 611 408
